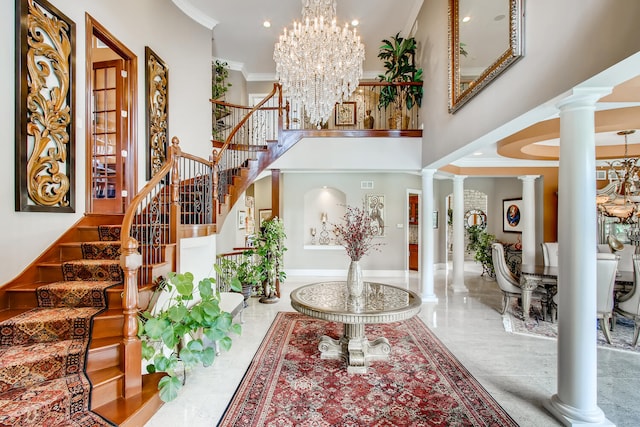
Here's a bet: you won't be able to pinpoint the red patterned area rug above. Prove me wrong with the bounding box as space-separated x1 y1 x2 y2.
218 312 518 427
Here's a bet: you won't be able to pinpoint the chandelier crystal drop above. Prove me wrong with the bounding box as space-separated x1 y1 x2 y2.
273 0 365 128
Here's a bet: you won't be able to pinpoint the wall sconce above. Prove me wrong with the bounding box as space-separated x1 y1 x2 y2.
321 212 328 224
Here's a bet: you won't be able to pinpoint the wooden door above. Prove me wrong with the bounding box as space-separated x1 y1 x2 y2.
409 194 419 271
91 59 125 213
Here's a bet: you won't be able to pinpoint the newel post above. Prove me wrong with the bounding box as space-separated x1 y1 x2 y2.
120 236 143 398
169 137 182 246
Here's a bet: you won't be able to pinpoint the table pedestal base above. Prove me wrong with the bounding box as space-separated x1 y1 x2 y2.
318 323 391 374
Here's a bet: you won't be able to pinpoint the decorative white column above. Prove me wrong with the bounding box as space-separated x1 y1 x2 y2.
421 169 438 302
544 88 614 427
519 175 539 267
451 175 467 293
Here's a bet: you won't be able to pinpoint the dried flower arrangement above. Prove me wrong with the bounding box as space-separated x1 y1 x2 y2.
333 204 384 261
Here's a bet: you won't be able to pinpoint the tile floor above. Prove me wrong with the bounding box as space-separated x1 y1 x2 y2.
144 264 640 427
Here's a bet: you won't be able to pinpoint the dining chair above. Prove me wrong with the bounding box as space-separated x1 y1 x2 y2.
614 255 640 347
541 242 559 267
596 253 619 344
493 243 547 317
492 243 521 315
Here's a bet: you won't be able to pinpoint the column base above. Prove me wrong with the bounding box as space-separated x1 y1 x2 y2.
544 395 614 426
421 294 438 303
450 282 469 293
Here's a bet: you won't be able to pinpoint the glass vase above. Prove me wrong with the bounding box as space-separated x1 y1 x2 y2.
346 260 364 298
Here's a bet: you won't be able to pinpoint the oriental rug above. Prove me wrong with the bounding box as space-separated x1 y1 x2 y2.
504 303 640 353
218 312 518 427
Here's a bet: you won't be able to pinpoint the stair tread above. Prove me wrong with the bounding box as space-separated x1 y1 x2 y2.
87 366 123 386
89 336 121 351
92 373 165 426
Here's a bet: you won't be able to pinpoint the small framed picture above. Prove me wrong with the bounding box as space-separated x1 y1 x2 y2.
503 198 523 233
433 211 439 229
259 209 272 226
335 102 356 126
238 210 246 230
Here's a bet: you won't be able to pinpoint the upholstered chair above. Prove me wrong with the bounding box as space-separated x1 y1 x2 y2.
614 255 640 347
596 253 619 344
541 242 559 267
597 243 635 273
492 243 521 314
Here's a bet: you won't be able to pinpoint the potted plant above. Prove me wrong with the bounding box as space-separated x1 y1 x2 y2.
212 60 232 140
252 217 287 303
215 252 261 306
138 271 242 402
466 225 496 277
377 33 424 129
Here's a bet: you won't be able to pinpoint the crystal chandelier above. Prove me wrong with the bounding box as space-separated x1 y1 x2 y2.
597 130 640 220
273 0 365 128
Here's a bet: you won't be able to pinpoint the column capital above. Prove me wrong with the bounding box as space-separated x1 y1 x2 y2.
421 168 437 177
556 87 612 111
518 175 540 182
453 175 467 182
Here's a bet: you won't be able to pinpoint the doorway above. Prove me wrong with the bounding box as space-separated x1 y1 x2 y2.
408 192 420 271
85 15 137 214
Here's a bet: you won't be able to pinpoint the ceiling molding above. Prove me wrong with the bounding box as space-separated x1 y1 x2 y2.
172 0 219 30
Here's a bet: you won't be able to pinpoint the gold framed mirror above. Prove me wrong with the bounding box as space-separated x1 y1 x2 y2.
448 0 524 113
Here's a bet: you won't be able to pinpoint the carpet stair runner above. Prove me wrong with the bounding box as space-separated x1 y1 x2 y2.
0 225 124 426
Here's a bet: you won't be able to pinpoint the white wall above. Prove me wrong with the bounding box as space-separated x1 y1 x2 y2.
417 0 640 167
0 0 211 283
280 171 421 273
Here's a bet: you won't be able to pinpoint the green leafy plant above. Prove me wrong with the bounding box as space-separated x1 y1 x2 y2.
466 226 496 277
252 217 287 301
138 271 242 402
216 252 262 300
212 59 232 100
377 33 424 122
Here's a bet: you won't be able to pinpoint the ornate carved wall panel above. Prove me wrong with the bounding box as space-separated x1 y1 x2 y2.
145 46 168 179
15 0 75 212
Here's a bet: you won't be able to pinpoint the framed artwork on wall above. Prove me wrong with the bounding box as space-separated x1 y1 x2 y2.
366 194 385 237
433 211 439 229
503 198 523 233
238 210 246 230
259 209 272 226
335 102 356 126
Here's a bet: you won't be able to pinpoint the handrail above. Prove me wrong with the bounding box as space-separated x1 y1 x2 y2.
213 83 280 164
118 136 215 398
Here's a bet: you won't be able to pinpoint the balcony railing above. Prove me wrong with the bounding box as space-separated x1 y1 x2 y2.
283 81 422 131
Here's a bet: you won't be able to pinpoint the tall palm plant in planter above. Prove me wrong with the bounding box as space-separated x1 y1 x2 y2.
377 33 423 130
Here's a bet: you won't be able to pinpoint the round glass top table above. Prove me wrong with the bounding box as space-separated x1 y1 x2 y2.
290 281 422 374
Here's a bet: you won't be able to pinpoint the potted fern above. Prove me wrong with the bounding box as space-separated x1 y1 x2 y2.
377 33 423 129
138 271 242 402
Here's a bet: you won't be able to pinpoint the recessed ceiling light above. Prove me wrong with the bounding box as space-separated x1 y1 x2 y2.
462 16 471 23
351 19 359 27
263 20 271 28
473 151 483 156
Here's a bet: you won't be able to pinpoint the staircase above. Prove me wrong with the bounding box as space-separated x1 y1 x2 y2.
0 215 165 426
0 82 424 425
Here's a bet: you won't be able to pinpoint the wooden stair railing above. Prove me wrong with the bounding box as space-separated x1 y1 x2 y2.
118 137 216 398
212 84 282 226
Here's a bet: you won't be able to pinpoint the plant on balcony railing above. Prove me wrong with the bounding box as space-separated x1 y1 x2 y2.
377 33 423 130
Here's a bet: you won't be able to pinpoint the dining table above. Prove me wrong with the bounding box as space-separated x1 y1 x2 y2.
519 264 634 321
